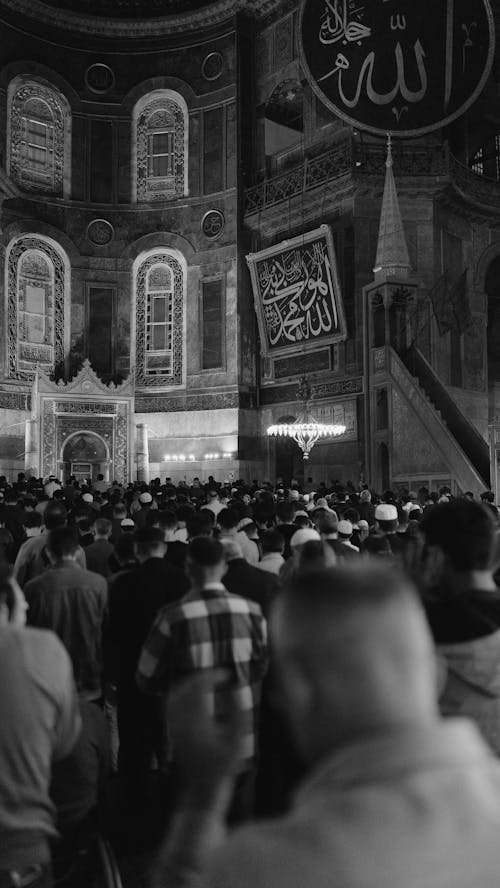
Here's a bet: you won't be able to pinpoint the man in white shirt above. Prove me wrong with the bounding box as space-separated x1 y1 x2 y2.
153 562 500 888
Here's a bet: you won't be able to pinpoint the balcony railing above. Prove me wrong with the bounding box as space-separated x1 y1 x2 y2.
244 137 500 217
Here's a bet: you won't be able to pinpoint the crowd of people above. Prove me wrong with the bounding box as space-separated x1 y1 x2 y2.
3 469 500 886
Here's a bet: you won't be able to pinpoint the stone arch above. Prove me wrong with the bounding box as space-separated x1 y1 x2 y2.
132 247 187 390
5 233 70 379
6 74 72 198
131 88 189 203
61 430 110 484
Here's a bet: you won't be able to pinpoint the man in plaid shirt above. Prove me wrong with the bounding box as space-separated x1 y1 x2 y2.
136 536 268 820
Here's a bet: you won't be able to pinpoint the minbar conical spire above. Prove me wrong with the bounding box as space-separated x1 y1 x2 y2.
373 135 412 282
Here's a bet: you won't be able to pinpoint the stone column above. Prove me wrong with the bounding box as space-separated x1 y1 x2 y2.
136 423 149 483
24 419 39 478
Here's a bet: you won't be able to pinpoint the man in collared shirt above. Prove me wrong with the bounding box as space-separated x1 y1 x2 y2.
152 563 500 888
137 536 267 820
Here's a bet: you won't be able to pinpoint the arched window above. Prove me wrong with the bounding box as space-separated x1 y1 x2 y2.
8 80 70 196
133 91 188 202
6 236 67 378
135 252 185 386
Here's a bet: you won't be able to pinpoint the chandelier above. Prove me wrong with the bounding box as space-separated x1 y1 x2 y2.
267 377 346 460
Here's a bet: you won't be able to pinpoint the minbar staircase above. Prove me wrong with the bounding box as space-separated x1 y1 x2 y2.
390 345 490 492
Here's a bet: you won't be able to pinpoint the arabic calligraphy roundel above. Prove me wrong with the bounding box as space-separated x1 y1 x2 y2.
299 0 495 136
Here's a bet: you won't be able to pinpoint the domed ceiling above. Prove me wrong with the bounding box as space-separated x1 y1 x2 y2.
39 0 211 16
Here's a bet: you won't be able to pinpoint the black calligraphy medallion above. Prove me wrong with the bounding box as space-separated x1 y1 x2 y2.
299 0 495 136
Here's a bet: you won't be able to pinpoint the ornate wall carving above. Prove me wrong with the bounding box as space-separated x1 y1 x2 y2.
7 237 66 379
42 398 57 478
135 252 184 387
136 96 186 202
9 81 66 196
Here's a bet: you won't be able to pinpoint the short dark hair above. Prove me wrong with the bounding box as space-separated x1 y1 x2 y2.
133 526 166 557
378 519 398 533
217 508 239 531
187 511 214 538
261 529 285 554
48 526 79 559
188 536 224 568
114 533 136 565
94 518 112 537
23 512 43 529
44 501 68 530
155 510 178 531
276 501 295 523
177 504 195 523
421 499 496 571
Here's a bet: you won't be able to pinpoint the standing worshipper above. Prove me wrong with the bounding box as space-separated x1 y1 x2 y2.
137 537 268 822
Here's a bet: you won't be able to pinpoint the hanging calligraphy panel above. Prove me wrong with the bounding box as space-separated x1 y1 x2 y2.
299 0 495 137
246 225 347 359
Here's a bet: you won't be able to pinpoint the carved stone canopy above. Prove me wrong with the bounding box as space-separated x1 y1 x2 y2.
35 359 135 397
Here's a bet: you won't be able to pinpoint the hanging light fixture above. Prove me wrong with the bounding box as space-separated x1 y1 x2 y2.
267 376 346 460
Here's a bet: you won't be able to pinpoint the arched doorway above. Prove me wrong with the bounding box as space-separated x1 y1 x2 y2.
61 431 109 484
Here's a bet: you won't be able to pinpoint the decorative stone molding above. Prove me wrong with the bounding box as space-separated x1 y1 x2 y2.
135 390 241 412
259 376 363 406
201 209 225 239
0 0 286 36
201 52 224 82
84 63 115 95
87 219 114 246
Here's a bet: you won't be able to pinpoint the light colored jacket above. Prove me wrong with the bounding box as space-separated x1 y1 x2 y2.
207 720 500 888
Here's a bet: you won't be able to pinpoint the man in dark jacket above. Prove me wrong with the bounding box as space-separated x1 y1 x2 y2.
106 526 189 801
221 539 278 618
24 525 107 701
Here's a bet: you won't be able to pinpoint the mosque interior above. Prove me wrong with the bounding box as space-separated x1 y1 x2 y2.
0 0 499 495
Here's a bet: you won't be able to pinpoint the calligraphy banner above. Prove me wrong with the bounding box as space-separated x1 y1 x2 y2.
299 0 495 137
314 399 358 442
246 225 347 358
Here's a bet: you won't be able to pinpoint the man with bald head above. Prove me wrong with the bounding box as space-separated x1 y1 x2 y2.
153 563 500 888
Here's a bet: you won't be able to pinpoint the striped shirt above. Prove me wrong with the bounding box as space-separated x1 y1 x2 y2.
137 583 268 768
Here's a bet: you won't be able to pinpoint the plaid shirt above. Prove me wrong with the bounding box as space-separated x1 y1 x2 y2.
137 583 268 768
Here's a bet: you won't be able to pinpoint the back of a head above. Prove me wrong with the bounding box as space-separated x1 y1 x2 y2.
23 511 43 530
114 533 136 566
133 526 166 558
272 563 436 759
94 517 112 538
297 539 336 570
48 526 79 560
188 536 224 569
218 508 239 531
421 499 495 571
276 501 295 524
43 501 68 530
187 510 214 538
156 509 178 531
318 512 339 536
261 529 285 555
